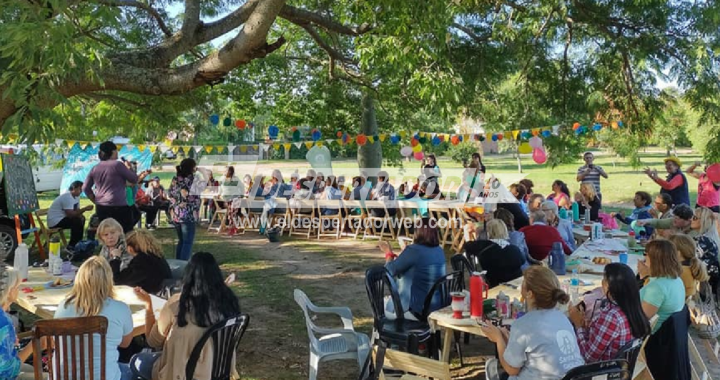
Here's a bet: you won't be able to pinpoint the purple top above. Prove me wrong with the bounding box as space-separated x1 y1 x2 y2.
83 161 138 206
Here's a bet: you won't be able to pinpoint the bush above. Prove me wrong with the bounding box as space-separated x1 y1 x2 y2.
446 141 479 164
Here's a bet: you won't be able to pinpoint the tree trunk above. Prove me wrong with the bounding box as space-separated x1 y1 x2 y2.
357 92 382 185
516 143 523 173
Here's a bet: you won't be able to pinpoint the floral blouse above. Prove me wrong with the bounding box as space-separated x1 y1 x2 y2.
0 310 21 379
168 175 201 224
695 235 720 283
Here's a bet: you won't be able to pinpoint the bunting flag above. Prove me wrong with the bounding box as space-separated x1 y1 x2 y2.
273 143 280 150
240 146 248 153
116 145 124 151
293 142 302 149
182 146 191 155
204 146 213 154
304 142 313 149
316 141 323 147
379 134 387 142
193 146 203 153
283 143 292 151
138 145 146 152
66 140 76 148
215 146 225 153
149 146 158 153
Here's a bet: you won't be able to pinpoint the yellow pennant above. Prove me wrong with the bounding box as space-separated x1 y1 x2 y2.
304 142 313 149
316 141 323 147
400 131 407 138
240 145 248 153
512 130 520 139
379 134 387 142
182 146 192 155
273 143 280 150
171 146 179 153
66 140 76 147
116 145 123 151
164 139 173 147
336 139 343 145
149 146 158 153
215 146 224 153
283 143 292 151
204 146 213 154
137 145 146 152
252 145 259 150
368 136 375 143
419 132 426 138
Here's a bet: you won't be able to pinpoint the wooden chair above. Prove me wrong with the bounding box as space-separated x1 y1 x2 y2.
227 197 247 235
243 197 267 232
341 200 366 239
396 200 421 238
363 200 396 240
289 199 317 239
207 197 229 234
32 316 108 380
316 199 343 239
452 204 476 253
272 197 291 235
34 208 67 249
373 345 451 380
427 202 455 247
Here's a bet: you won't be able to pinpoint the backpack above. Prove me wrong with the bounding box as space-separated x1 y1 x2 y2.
688 281 720 339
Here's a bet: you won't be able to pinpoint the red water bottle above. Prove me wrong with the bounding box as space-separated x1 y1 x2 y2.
470 271 489 318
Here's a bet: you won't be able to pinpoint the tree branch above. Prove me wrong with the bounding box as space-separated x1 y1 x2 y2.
621 51 641 118
180 0 201 38
279 5 372 36
97 0 172 37
451 22 491 44
298 24 357 64
84 93 147 108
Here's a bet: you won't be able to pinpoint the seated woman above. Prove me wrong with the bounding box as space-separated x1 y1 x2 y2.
547 180 572 211
98 218 132 270
1 268 47 380
668 234 709 298
509 183 528 214
541 201 576 251
129 252 241 380
690 206 720 293
465 220 525 287
378 218 446 320
613 191 655 237
568 263 651 363
217 166 242 204
637 240 686 333
320 176 343 215
493 208 531 268
54 257 134 380
575 183 601 222
110 230 172 294
481 266 584 380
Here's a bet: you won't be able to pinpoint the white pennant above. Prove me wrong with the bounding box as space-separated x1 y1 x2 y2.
193 146 203 153
55 139 64 146
293 142 302 149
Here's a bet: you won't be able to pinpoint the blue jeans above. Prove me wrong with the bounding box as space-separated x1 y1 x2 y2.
119 363 134 380
129 352 162 380
175 222 196 260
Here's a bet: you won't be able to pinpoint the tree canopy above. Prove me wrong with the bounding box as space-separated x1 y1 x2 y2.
1 0 719 161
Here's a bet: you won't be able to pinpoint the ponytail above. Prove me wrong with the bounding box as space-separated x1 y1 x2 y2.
552 288 570 305
689 257 710 282
668 234 710 282
524 266 567 309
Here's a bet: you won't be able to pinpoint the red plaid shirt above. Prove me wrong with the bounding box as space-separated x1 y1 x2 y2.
576 301 633 363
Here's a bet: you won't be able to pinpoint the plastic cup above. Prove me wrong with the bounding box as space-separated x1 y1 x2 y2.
619 252 628 265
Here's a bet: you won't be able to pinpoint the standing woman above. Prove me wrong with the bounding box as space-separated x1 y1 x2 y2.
481 266 584 380
688 162 720 212
568 263 651 362
168 159 201 261
690 207 720 294
83 141 140 233
422 154 442 182
644 156 690 207
548 180 572 210
471 152 487 174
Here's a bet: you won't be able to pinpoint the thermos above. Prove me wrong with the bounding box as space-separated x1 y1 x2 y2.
584 208 591 223
470 271 489 318
49 237 62 276
548 242 566 275
13 243 28 281
571 202 580 222
627 231 637 248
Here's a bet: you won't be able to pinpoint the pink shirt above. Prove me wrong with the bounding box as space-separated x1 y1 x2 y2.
697 174 720 208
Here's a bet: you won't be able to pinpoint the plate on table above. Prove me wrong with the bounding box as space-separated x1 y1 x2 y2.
44 279 73 289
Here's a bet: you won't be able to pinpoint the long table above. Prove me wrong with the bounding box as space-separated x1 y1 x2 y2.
16 267 166 337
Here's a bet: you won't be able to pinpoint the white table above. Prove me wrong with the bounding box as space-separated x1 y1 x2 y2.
570 238 644 274
573 227 628 243
16 267 166 337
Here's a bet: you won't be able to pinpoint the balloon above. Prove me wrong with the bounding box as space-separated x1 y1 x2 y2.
542 130 552 138
311 129 322 141
458 135 464 142
479 135 485 142
532 129 540 137
593 123 602 131
268 125 279 139
292 129 301 141
419 136 427 144
400 146 413 157
412 144 423 153
451 135 460 145
210 114 220 125
342 133 350 144
617 121 624 127
707 164 720 182
356 134 367 146
291 126 298 132
518 142 533 154
431 136 441 146
491 134 498 142
410 138 419 147
413 151 425 161
611 121 619 129
438 135 446 142
223 117 232 127
390 135 401 144
572 122 581 130
336 131 343 138
532 147 547 164
414 134 420 140
521 131 531 139
497 133 504 141
529 136 543 149
575 128 583 135
235 120 246 129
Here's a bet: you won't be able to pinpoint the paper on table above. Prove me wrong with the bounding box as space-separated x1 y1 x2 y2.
582 238 628 252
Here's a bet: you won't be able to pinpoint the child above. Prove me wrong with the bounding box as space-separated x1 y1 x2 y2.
97 218 132 270
613 191 655 238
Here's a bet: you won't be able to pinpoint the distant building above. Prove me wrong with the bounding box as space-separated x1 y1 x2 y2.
454 118 498 155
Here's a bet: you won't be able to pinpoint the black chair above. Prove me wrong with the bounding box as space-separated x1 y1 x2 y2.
415 271 464 363
364 265 433 355
614 337 644 376
450 254 475 285
644 306 691 380
560 359 631 380
185 314 250 380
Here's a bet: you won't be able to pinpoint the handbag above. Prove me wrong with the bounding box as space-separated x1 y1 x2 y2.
688 281 720 339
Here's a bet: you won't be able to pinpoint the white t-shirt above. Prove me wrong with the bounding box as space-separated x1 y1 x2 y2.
54 298 133 380
47 192 79 227
504 309 585 380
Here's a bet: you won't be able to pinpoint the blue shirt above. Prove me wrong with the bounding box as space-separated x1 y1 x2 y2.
385 243 446 315
0 310 21 380
509 230 531 270
555 219 576 251
54 298 134 380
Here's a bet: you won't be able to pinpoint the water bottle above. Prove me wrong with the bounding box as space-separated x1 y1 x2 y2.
627 231 636 248
584 208 591 223
559 208 568 220
470 271 489 318
571 202 580 222
548 242 566 275
49 237 62 276
13 243 28 281
570 269 580 305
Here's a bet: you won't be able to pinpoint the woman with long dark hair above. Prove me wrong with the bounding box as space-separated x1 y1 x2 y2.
569 263 651 362
168 158 202 260
548 180 571 210
130 252 241 380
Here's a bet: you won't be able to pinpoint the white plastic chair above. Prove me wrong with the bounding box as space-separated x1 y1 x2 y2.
294 289 370 380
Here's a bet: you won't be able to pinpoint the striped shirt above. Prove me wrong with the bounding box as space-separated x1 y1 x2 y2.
577 165 604 194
